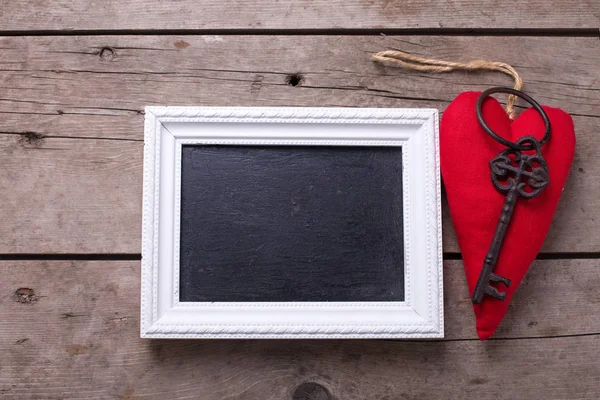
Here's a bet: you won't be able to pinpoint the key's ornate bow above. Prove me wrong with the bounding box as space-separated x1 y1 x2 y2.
490 137 550 199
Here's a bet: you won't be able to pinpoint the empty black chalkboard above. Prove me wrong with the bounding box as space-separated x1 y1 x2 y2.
179 145 404 302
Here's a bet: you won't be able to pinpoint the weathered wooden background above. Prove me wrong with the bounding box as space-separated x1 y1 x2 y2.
0 1 599 399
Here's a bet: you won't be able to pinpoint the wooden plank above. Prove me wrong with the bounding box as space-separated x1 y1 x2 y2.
0 135 143 254
1 260 598 341
1 260 599 398
0 0 598 31
0 35 598 254
0 35 599 124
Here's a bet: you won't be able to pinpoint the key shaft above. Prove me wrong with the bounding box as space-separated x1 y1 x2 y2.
471 184 518 303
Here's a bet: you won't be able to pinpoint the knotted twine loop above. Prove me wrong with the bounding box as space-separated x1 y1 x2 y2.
372 50 523 120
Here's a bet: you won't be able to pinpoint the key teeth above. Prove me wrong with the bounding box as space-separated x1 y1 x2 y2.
484 285 508 301
471 273 511 304
489 273 512 288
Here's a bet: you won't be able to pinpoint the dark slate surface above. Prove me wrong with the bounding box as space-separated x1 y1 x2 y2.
179 145 404 302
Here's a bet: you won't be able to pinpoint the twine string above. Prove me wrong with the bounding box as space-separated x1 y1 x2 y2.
372 50 523 120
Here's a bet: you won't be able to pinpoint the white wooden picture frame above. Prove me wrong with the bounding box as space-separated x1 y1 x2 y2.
141 107 443 339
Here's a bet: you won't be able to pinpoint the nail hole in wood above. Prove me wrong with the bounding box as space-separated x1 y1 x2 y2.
99 47 115 61
292 382 331 400
286 73 304 87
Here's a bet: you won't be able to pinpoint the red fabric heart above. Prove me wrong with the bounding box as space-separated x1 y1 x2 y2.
440 92 575 340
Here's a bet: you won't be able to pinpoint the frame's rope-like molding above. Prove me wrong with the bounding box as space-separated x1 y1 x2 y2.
146 106 436 122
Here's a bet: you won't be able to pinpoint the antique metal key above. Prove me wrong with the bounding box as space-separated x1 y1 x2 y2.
471 87 552 304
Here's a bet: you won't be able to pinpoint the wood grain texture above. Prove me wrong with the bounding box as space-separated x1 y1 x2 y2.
0 135 143 254
0 35 597 254
0 0 598 31
1 259 599 398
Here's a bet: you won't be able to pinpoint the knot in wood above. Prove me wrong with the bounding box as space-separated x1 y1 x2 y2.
99 47 115 61
292 382 331 400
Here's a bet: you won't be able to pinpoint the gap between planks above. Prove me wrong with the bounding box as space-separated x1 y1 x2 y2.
2 252 600 261
0 28 598 37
